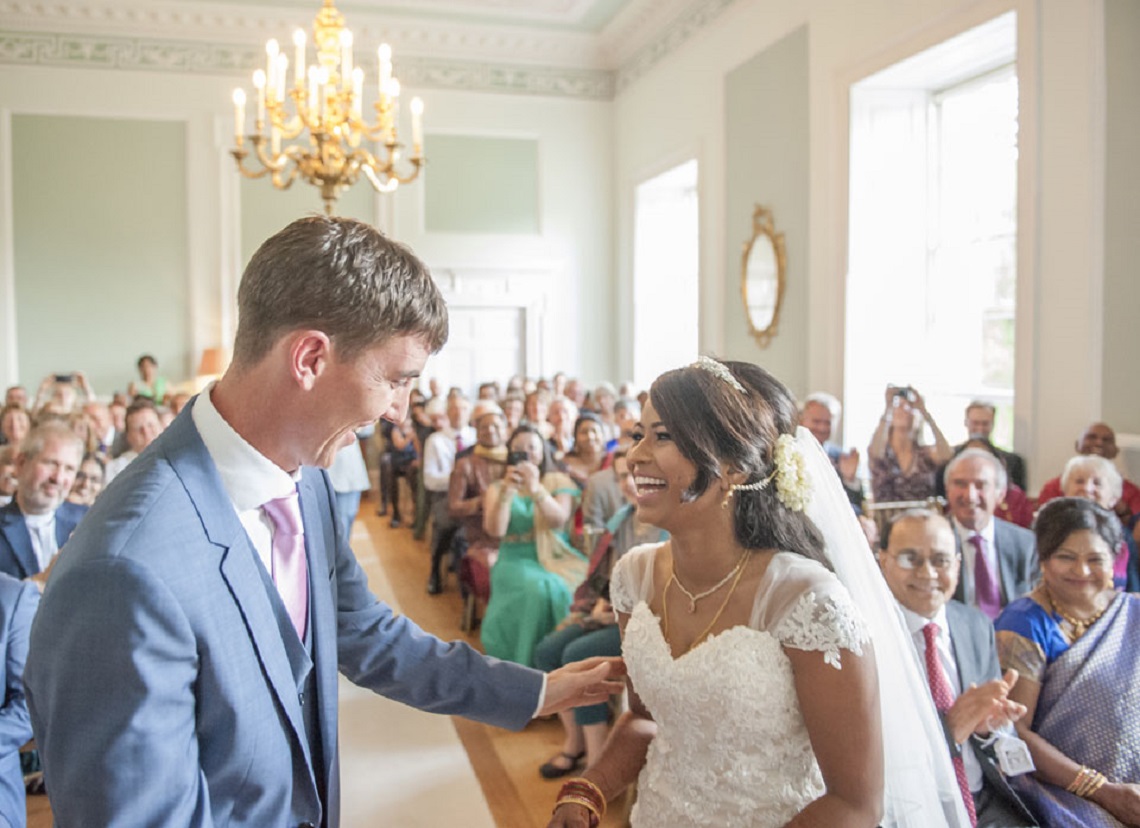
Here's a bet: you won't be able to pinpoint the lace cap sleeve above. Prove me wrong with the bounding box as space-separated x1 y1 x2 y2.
610 542 662 615
756 553 870 670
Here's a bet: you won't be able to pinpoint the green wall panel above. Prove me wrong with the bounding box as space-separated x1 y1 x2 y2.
13 114 188 397
724 26 810 396
423 134 540 234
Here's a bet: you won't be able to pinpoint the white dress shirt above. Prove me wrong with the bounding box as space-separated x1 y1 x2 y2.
953 517 997 608
421 426 476 493
24 510 58 573
191 385 299 577
900 604 984 793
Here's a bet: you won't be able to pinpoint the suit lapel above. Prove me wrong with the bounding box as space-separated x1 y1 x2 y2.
952 528 969 604
298 471 340 800
0 504 38 578
164 414 318 791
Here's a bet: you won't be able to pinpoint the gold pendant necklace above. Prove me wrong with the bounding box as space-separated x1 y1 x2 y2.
671 550 750 613
663 553 751 655
1043 585 1109 639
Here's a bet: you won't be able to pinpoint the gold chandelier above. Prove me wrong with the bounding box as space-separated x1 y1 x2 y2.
230 0 424 215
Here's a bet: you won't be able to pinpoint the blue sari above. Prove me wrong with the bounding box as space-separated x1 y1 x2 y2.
997 593 1140 827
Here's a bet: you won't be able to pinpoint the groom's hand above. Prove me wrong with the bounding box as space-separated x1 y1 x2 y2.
538 656 626 718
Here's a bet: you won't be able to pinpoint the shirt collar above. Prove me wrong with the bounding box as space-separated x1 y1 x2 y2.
953 515 995 547
899 602 949 638
191 383 299 512
23 510 55 530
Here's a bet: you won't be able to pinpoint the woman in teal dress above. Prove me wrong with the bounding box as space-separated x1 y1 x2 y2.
482 425 587 667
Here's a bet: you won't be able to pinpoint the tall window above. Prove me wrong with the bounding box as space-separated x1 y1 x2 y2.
845 13 1018 458
633 160 699 390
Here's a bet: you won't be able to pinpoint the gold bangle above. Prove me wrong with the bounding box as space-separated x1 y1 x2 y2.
561 777 606 819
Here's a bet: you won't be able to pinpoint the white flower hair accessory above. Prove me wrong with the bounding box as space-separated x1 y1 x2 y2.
772 433 812 511
691 355 746 393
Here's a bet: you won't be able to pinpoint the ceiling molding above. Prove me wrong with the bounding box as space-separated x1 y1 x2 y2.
613 0 739 93
0 0 736 99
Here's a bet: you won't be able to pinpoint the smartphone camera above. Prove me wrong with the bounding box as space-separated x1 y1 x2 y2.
506 450 529 466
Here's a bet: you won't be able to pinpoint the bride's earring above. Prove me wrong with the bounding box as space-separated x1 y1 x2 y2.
721 489 733 510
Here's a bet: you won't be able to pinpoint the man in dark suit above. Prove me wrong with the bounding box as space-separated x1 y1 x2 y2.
944 448 1038 619
880 509 1037 827
0 421 87 580
956 402 1027 491
25 216 623 828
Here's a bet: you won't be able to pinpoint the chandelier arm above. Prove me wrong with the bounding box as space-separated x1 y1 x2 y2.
231 147 275 180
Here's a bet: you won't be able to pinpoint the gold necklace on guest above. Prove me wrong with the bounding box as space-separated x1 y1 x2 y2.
663 553 751 655
1042 585 1109 639
670 549 750 613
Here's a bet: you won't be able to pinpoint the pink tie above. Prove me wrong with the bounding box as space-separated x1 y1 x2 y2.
970 533 1001 620
923 623 978 827
262 491 309 641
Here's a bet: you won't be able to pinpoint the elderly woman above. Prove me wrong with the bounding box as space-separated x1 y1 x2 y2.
995 498 1140 828
868 384 952 502
1060 454 1139 591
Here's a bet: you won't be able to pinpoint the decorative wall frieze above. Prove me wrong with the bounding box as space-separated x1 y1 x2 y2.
614 0 740 93
0 0 735 99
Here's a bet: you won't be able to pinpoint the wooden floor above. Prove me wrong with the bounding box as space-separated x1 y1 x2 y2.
26 494 632 827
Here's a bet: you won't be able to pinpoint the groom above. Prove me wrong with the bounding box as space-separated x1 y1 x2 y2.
25 216 623 828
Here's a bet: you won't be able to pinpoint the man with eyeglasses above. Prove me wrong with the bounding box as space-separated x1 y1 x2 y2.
879 509 1037 828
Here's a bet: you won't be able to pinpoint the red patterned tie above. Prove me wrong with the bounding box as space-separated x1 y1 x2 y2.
923 622 978 827
262 490 309 641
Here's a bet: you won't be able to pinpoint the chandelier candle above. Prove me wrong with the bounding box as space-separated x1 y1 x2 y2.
230 0 425 214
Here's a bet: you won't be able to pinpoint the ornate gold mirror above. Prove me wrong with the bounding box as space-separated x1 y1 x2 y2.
741 205 786 348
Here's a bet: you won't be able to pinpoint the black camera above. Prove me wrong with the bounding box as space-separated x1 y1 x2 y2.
892 385 914 401
506 450 529 466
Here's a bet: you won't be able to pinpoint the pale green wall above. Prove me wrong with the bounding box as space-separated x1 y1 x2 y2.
12 115 188 396
723 26 810 395
1101 0 1140 433
240 172 376 268
423 135 540 234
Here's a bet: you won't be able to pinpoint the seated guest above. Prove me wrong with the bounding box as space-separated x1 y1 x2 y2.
523 389 554 441
377 409 416 527
127 354 168 405
561 413 609 491
103 400 164 484
945 449 1039 619
534 453 666 779
422 394 474 584
0 447 15 508
1059 454 1139 591
31 372 94 418
411 393 445 538
958 401 1027 490
1037 422 1140 521
81 401 119 460
438 404 509 595
500 391 525 434
477 381 499 401
938 441 1034 529
0 422 87 579
581 460 623 536
67 453 105 507
611 396 640 452
481 425 584 666
0 408 29 452
800 391 863 509
0 572 39 827
592 383 620 445
547 395 578 462
2 388 25 411
878 510 1036 827
869 384 953 502
996 498 1140 828
563 378 587 409
107 399 128 457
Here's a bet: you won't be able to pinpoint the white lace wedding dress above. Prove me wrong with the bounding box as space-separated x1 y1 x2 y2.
610 542 870 827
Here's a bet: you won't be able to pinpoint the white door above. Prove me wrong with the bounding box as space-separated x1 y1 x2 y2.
423 306 526 396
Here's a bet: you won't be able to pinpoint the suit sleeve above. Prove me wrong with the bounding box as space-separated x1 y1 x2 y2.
0 582 38 754
25 559 214 828
322 474 543 729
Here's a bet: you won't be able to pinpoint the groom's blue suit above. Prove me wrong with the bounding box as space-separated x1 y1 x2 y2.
24 409 543 827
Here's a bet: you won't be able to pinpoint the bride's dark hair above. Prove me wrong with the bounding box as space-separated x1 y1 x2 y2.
649 359 828 565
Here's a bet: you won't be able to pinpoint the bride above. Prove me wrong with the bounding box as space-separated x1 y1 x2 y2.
547 358 969 828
